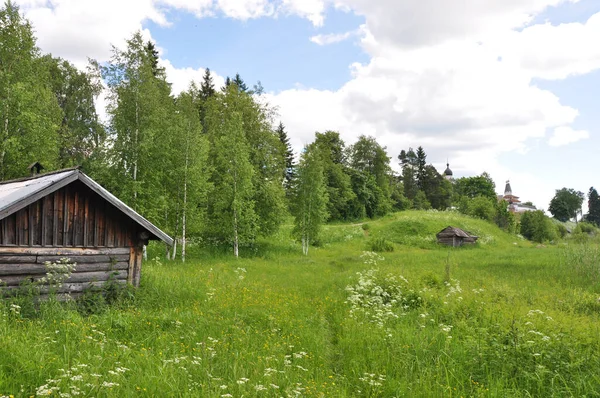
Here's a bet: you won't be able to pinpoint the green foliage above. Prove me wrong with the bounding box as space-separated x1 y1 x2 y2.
368 236 395 252
0 1 61 179
466 196 496 221
520 210 557 243
5 212 600 397
586 187 600 226
556 223 568 238
276 121 295 199
310 131 355 221
573 222 597 235
412 190 431 210
548 187 584 222
205 91 258 256
291 146 329 255
453 173 497 201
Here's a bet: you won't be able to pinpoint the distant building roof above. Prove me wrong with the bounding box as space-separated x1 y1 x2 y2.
444 162 453 176
0 168 173 245
504 180 512 196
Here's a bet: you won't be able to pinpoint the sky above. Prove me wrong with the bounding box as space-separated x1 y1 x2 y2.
14 0 600 212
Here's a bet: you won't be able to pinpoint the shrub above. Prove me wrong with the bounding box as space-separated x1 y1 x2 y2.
368 236 394 252
574 222 597 235
520 210 557 243
466 196 496 222
556 223 568 238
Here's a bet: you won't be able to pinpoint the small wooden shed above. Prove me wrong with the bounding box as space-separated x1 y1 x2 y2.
436 226 478 247
0 167 173 295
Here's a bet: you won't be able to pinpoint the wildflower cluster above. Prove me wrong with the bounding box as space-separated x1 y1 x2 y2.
39 258 76 287
234 267 247 280
35 363 129 396
345 254 422 328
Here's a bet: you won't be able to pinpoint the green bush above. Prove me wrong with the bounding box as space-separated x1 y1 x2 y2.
368 236 395 252
556 223 568 238
574 222 597 235
520 210 557 243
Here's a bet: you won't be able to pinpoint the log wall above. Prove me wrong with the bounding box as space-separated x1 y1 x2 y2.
0 242 144 292
0 181 138 248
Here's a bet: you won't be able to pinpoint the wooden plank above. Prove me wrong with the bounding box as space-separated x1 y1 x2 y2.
0 270 127 287
73 190 78 246
37 254 129 264
93 197 99 247
53 192 58 246
41 197 47 246
104 203 111 247
63 186 69 246
1 280 127 294
127 246 134 284
0 256 37 264
133 246 142 287
0 218 5 245
0 172 79 221
0 261 129 276
0 247 130 256
28 204 33 247
83 196 89 247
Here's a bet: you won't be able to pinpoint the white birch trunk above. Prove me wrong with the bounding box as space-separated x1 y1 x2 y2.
182 123 189 263
133 96 139 207
171 239 177 260
143 245 147 261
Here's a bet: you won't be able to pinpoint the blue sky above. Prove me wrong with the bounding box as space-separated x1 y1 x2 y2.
17 0 600 212
146 8 368 92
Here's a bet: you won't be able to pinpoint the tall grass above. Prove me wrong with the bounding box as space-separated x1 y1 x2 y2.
1 211 600 397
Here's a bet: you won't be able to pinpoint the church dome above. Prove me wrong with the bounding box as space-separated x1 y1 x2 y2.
444 163 453 176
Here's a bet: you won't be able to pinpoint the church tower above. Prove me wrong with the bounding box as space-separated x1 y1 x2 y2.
443 161 453 180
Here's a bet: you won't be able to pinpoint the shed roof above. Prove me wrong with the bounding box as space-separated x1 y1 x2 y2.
0 169 173 246
436 226 473 239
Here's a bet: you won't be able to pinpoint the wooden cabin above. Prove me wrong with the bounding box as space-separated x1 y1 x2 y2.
0 167 173 296
436 226 478 247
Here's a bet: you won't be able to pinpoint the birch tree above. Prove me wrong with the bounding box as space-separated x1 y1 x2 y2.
0 1 60 179
102 32 174 222
292 146 328 255
205 87 257 257
171 86 210 261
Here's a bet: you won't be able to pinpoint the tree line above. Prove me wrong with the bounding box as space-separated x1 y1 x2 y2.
2 2 596 256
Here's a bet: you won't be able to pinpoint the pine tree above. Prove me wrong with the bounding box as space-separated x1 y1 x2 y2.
416 146 427 189
276 122 295 193
200 68 215 100
232 73 248 92
292 146 328 255
587 187 600 226
145 41 162 77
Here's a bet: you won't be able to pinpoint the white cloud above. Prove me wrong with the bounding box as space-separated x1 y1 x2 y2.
310 29 358 45
161 59 226 95
280 0 326 26
548 126 590 146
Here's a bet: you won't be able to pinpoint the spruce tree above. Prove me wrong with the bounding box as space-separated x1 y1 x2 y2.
200 68 215 100
232 73 248 92
276 122 295 193
587 187 600 226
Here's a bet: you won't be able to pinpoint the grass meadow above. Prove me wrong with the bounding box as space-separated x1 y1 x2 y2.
1 211 600 397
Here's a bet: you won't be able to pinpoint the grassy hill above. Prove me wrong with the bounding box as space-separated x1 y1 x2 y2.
1 211 600 397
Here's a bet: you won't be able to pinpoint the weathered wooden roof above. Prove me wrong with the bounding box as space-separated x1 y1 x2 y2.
0 169 173 246
436 226 473 239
